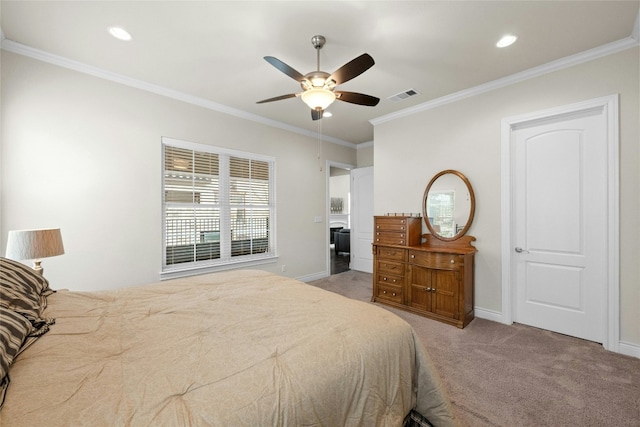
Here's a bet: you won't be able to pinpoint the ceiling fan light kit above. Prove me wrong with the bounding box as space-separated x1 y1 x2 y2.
257 35 380 120
301 88 336 110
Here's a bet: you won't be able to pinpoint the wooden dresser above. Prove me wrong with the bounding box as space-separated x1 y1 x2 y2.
372 215 476 328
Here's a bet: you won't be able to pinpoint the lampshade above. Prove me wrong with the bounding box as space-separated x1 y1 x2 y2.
301 88 336 111
5 228 65 275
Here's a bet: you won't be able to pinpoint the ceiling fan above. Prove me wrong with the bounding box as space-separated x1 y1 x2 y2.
257 35 380 121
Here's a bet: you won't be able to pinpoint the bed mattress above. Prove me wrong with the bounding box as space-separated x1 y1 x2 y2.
1 269 455 426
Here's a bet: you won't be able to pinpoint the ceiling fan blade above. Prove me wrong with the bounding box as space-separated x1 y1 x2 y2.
311 109 324 121
328 53 375 85
256 93 298 104
335 91 380 106
264 56 305 82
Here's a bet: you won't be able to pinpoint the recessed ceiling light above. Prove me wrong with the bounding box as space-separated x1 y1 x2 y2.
108 26 132 41
496 34 517 48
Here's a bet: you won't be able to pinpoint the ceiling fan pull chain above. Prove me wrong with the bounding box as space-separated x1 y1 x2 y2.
317 118 323 171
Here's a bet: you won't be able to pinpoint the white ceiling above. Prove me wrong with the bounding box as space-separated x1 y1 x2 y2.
1 1 639 145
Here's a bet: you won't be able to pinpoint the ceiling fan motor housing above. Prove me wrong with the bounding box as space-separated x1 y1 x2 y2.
301 71 334 90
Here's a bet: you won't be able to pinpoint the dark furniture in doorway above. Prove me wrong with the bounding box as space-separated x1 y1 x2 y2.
334 229 351 255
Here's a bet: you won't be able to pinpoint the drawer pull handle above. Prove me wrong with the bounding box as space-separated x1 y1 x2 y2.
391 292 397 297
383 277 387 281
450 259 455 264
382 290 387 294
411 255 415 258
392 279 397 283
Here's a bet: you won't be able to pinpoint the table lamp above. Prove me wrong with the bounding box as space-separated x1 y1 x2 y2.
5 228 65 275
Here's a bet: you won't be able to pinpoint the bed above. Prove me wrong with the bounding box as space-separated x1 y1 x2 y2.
0 257 456 426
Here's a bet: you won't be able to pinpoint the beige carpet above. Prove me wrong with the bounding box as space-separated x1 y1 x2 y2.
309 271 640 427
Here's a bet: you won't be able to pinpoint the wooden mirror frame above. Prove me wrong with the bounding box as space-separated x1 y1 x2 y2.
422 169 476 242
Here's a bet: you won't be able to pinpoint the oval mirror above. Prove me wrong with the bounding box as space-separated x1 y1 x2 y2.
422 170 476 241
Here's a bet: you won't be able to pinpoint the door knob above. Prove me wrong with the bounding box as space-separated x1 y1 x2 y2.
515 247 528 253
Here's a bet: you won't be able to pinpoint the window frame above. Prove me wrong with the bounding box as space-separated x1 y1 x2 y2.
161 137 277 279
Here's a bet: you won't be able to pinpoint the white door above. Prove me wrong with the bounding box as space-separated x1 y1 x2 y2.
350 167 374 273
511 105 610 343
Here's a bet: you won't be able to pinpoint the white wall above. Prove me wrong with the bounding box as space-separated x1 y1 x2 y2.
1 51 356 291
356 141 374 167
373 48 640 347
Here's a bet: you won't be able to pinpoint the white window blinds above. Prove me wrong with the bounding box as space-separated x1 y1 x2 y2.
162 138 275 272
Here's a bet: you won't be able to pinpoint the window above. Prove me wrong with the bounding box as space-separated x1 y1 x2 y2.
426 191 455 238
162 137 275 274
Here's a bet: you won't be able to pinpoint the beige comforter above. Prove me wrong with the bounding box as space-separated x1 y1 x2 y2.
1 270 455 426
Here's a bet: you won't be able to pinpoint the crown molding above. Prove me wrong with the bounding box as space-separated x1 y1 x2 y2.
0 38 356 149
371 33 640 127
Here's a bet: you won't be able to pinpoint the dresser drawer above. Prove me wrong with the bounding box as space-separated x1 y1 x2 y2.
374 231 408 246
377 273 403 286
409 250 464 269
376 282 403 304
375 217 410 232
376 246 407 261
377 260 404 276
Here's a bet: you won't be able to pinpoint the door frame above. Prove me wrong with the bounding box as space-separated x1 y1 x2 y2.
500 94 620 352
326 160 355 275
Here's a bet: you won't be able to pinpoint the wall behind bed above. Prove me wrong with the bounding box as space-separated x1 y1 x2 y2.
1 51 356 291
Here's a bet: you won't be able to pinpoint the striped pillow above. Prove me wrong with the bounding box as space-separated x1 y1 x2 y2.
0 257 55 334
0 306 33 409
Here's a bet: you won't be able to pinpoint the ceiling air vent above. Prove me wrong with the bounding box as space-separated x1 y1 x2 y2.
388 88 421 102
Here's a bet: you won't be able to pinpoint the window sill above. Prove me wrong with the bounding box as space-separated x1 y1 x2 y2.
160 255 278 281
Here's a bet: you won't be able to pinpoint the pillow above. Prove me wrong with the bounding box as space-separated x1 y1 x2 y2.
0 306 33 409
0 257 55 333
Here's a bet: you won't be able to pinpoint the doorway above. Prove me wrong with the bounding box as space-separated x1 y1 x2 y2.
328 164 352 275
501 95 619 351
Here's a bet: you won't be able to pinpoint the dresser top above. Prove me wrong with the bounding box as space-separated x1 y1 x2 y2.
412 234 477 254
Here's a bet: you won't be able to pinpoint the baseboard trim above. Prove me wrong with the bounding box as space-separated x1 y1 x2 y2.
298 271 329 283
474 306 504 323
619 341 640 359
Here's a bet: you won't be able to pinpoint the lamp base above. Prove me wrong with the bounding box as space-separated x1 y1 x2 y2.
32 259 44 276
